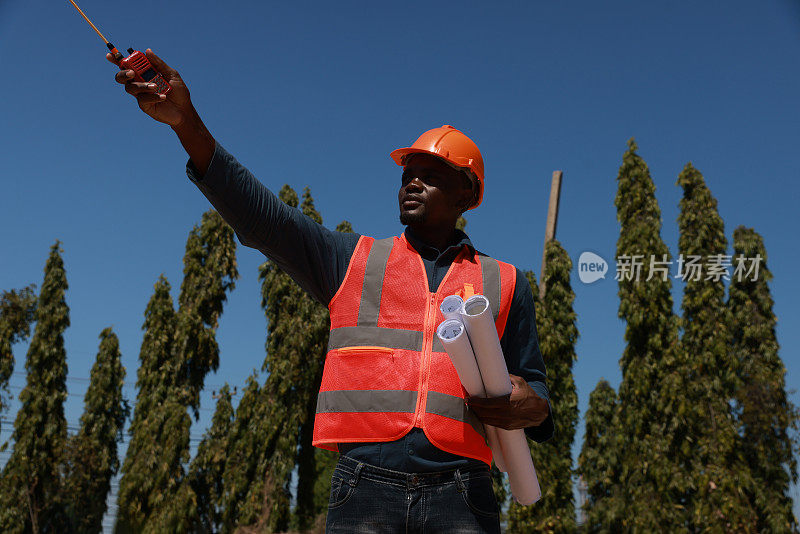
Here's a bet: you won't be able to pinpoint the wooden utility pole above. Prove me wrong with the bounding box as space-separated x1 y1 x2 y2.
539 170 563 301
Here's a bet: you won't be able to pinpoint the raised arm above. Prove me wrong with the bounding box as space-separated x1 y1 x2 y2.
110 49 360 304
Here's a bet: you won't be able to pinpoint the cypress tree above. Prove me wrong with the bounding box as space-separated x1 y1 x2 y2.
611 139 683 531
0 285 37 435
117 209 237 532
577 380 621 533
310 447 339 528
507 240 578 533
0 242 70 533
729 226 799 532
188 383 234 534
220 373 272 532
115 275 181 534
139 404 197 534
335 220 353 233
174 209 239 418
146 209 238 531
674 163 756 530
65 327 129 533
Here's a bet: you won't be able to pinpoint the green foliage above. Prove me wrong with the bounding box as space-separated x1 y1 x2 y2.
175 210 239 418
0 285 37 434
311 447 339 520
336 220 354 234
220 373 272 532
508 242 578 533
294 399 320 532
116 210 237 533
729 227 799 533
189 384 234 533
0 242 70 533
609 139 684 531
577 380 620 533
579 145 797 532
65 327 129 533
673 163 757 530
115 275 181 533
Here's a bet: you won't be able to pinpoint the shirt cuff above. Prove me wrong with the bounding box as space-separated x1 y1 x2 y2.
185 139 224 186
524 380 554 443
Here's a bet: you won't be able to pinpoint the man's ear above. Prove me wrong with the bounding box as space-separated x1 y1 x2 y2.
459 182 477 213
455 189 473 214
452 169 476 214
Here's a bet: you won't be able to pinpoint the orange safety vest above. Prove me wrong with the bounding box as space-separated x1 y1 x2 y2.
312 234 517 466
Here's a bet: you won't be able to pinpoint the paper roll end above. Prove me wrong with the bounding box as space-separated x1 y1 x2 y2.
513 484 542 505
463 294 490 316
436 318 465 341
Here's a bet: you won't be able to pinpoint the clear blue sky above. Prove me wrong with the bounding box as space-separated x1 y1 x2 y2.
2 0 799 521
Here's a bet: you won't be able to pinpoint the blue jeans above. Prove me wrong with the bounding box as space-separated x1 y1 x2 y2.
326 454 501 533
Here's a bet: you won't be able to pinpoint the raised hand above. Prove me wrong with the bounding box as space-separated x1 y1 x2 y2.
107 48 193 127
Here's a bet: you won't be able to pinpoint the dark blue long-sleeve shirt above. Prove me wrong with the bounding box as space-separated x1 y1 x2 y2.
186 140 554 472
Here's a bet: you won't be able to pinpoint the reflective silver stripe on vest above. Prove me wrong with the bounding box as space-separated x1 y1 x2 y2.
328 326 445 353
478 254 501 322
316 389 418 414
357 237 394 327
425 391 487 440
328 326 423 351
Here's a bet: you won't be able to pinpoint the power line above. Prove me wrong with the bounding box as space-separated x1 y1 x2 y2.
4 386 216 412
0 419 208 442
5 380 238 410
10 371 228 391
7 385 96 399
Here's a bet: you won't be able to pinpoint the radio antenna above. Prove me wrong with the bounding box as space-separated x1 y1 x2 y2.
67 0 123 62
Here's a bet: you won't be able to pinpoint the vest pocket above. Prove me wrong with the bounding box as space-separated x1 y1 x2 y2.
330 346 398 391
337 346 394 355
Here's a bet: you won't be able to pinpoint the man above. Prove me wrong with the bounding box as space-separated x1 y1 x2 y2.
110 49 553 533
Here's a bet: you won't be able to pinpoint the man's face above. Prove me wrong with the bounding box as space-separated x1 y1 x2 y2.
398 154 473 227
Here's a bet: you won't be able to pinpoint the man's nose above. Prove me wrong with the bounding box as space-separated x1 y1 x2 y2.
405 176 424 190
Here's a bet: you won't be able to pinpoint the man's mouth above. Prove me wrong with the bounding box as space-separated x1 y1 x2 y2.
402 196 423 209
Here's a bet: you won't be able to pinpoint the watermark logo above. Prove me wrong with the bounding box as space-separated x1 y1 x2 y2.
576 252 763 284
578 252 608 284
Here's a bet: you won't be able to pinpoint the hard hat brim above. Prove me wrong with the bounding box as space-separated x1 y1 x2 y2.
391 147 434 167
390 147 473 173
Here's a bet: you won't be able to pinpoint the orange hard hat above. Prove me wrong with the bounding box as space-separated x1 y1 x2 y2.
390 125 485 210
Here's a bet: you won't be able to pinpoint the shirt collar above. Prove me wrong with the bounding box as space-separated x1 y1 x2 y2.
403 226 475 258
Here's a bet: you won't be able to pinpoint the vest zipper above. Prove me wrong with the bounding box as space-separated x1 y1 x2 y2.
410 246 465 428
414 292 437 426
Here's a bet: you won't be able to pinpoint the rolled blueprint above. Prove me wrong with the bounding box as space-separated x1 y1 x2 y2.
461 295 541 505
496 427 541 505
439 295 464 322
436 319 483 394
436 319 507 473
461 295 512 397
